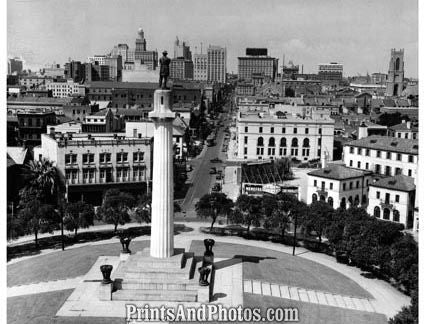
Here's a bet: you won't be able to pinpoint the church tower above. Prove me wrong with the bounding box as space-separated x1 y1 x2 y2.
385 48 404 97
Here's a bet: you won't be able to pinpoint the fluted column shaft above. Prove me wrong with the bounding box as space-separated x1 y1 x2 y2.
149 90 175 258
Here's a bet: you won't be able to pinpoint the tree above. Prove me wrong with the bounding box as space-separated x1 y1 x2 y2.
132 193 152 224
97 189 135 233
18 187 60 247
263 198 290 239
389 287 418 324
303 201 334 242
285 87 295 97
377 112 410 127
231 195 262 234
195 192 233 230
25 158 59 205
63 201 95 239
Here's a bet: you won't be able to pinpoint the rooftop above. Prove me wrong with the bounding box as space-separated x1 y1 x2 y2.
345 136 418 154
7 147 28 165
308 164 372 180
7 96 73 105
390 122 418 132
370 175 415 192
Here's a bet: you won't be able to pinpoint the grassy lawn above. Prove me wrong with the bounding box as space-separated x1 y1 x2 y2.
8 241 149 287
244 294 387 324
189 240 371 299
8 290 124 324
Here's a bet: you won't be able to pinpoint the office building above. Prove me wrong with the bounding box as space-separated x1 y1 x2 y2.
8 57 23 75
170 58 194 80
318 62 343 81
46 79 85 98
193 53 208 81
238 48 278 84
17 111 57 146
174 37 192 60
207 45 226 83
64 61 86 82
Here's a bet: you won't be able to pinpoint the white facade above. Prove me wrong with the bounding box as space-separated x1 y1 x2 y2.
343 136 418 179
34 133 151 187
207 46 226 83
125 120 185 159
367 177 415 228
236 106 334 161
88 55 107 66
193 54 208 81
46 80 83 98
307 165 373 208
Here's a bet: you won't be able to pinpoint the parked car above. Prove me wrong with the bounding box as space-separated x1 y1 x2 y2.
209 167 217 174
210 158 223 163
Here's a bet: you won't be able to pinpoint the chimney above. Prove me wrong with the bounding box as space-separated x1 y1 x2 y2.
407 121 411 129
321 151 328 169
49 127 55 138
358 121 368 139
402 119 406 124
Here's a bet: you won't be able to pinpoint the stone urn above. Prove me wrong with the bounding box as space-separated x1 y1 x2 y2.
198 266 211 286
120 236 132 254
100 264 113 284
204 239 215 253
203 239 215 266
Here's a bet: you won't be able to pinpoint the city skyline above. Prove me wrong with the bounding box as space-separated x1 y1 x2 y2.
7 0 418 77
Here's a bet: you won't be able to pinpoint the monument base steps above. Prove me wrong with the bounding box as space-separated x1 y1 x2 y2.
112 248 204 302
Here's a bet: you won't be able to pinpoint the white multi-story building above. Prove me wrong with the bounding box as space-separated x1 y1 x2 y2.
88 55 107 66
125 117 187 159
367 175 415 228
343 136 418 179
389 120 418 140
34 132 151 204
207 46 226 83
193 54 208 81
236 106 334 161
307 164 373 208
46 80 84 98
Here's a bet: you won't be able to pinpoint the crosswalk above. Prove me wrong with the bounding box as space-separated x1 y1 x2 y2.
244 279 376 313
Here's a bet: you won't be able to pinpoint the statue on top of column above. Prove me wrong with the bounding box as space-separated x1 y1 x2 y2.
159 51 171 89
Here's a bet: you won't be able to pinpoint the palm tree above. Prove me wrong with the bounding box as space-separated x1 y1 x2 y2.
26 158 60 204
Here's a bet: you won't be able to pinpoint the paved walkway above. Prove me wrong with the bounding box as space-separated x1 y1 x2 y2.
8 276 84 298
244 279 376 313
7 222 410 319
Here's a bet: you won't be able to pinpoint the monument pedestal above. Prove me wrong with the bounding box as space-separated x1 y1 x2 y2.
98 282 113 301
112 248 205 302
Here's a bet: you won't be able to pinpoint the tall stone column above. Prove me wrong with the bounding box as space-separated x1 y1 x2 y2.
148 89 175 258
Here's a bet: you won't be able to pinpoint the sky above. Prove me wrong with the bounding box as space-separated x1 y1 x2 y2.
7 0 418 77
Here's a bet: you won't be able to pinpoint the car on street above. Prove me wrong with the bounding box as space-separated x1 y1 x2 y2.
210 158 223 163
209 167 217 174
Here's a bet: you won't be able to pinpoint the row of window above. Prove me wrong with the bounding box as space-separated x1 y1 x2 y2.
373 207 400 222
313 179 367 191
65 167 145 183
253 137 318 148
65 152 145 164
253 147 316 157
244 126 322 135
375 191 400 203
348 146 415 162
349 160 414 177
395 132 417 139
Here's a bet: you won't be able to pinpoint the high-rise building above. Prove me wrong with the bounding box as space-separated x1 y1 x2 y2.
8 58 23 75
238 48 278 84
193 54 208 81
88 55 107 66
174 37 192 60
64 61 85 82
207 45 226 83
170 58 194 80
135 28 147 56
112 44 129 63
386 49 404 97
104 55 123 81
317 63 343 81
85 62 110 82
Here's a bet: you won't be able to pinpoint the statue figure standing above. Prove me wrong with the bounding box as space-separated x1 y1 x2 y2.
159 51 171 89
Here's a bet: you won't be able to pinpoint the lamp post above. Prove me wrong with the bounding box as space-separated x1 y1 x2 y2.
291 211 297 256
